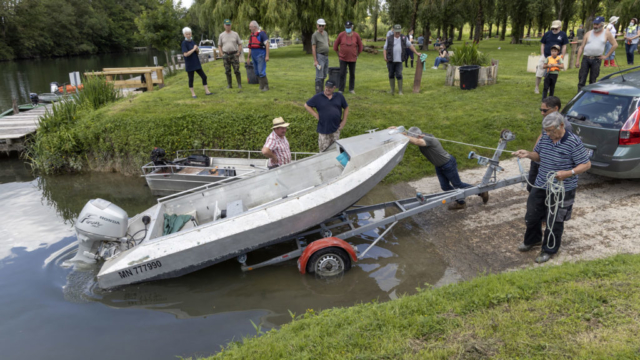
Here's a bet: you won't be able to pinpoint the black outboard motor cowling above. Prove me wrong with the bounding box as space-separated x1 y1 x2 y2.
150 147 167 166
29 93 39 106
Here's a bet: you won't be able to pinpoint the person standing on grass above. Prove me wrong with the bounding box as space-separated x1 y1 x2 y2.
542 45 564 100
418 34 425 50
432 44 449 69
333 20 363 94
389 126 489 210
575 16 617 92
535 20 568 95
577 24 585 41
181 27 213 98
383 24 421 96
513 112 591 264
624 18 639 65
527 96 573 193
604 16 619 67
313 19 330 94
248 20 270 91
304 81 349 152
405 29 415 68
218 19 243 89
262 117 292 169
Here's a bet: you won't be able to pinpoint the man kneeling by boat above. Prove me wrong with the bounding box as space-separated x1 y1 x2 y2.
391 126 489 210
262 117 292 169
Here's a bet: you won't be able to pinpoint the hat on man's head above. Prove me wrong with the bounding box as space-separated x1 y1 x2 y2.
345 21 353 28
551 20 562 29
593 16 605 24
317 18 326 25
325 80 336 88
609 16 619 24
224 19 232 25
393 24 402 32
272 117 290 129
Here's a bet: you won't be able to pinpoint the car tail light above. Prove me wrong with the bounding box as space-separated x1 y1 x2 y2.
591 90 610 95
619 109 640 145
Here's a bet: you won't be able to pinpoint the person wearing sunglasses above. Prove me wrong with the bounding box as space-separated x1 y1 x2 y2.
575 16 618 92
312 19 330 94
536 20 568 95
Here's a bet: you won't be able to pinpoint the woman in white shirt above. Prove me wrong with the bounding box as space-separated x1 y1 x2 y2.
605 16 619 67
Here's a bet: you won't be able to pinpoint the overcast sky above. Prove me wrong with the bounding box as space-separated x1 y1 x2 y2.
178 0 193 9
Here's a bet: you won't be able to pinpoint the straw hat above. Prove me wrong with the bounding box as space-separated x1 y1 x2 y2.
272 117 290 129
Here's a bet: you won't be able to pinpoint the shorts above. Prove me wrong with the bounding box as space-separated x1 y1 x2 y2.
536 56 546 78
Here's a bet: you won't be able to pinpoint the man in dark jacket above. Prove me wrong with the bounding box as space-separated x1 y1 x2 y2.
383 24 421 95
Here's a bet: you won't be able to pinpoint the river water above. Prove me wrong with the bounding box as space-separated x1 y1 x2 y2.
0 50 166 112
0 155 451 359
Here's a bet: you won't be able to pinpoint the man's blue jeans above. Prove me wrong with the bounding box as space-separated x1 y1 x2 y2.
434 156 471 204
434 57 448 68
626 43 638 64
251 51 267 78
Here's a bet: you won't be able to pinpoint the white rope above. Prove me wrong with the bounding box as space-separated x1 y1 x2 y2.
522 170 566 250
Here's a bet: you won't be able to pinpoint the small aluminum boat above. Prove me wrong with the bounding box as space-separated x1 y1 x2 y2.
73 130 409 289
142 149 316 196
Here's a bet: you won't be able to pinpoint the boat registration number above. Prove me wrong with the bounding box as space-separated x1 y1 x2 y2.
118 260 162 279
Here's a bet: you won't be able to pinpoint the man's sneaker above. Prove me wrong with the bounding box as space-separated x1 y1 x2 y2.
518 242 542 252
534 87 540 94
349 90 356 94
448 202 466 210
432 66 438 69
535 251 552 263
479 191 489 204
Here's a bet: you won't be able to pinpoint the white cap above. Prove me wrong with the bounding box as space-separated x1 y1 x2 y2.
317 18 326 25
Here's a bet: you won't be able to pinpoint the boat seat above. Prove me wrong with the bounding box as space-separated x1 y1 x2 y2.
226 199 246 218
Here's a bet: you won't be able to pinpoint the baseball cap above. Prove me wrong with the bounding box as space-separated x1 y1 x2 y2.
223 19 231 25
551 20 562 29
317 18 326 25
393 24 402 32
593 16 605 24
325 80 336 88
551 44 561 51
345 21 353 28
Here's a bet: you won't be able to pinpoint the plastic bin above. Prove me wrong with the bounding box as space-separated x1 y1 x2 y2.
245 62 259 85
328 67 341 90
459 65 480 90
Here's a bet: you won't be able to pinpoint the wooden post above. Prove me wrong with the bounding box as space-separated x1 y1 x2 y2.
12 98 19 114
413 57 424 93
146 72 153 91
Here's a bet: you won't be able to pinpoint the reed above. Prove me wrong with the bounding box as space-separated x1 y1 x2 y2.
74 75 121 110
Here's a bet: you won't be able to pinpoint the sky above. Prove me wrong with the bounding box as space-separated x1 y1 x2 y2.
178 0 193 9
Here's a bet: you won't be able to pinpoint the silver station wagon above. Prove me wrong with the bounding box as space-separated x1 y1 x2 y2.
562 68 640 178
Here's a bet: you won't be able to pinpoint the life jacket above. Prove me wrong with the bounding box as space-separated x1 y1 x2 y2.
249 31 266 49
386 34 407 62
548 55 561 72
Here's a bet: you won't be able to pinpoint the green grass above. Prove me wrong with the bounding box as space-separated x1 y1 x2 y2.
26 38 627 181
203 254 640 359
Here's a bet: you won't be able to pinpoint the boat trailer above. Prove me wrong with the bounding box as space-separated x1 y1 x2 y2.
238 130 528 277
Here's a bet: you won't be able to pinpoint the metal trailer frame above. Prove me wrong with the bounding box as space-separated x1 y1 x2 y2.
239 130 528 274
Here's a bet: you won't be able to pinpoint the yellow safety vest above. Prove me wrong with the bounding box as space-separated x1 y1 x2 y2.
548 55 561 72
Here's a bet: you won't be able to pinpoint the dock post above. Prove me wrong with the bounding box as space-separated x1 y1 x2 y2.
12 98 19 114
146 72 153 91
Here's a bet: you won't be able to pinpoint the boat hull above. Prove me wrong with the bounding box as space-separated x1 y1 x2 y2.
97 140 407 288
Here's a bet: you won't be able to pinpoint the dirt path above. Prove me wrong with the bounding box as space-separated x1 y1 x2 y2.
390 158 640 282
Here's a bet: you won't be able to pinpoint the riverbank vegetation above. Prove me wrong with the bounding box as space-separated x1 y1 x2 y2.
205 254 640 359
24 38 625 180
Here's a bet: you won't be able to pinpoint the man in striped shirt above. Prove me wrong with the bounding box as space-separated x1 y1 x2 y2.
262 117 292 169
513 112 591 263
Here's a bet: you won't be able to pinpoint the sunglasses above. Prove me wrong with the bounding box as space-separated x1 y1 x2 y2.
318 25 325 27
551 28 558 31
540 108 551 112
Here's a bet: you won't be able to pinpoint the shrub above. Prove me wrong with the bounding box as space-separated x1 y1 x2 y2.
449 43 489 66
74 75 122 110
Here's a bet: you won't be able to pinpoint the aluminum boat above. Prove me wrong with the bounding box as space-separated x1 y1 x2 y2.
73 130 409 288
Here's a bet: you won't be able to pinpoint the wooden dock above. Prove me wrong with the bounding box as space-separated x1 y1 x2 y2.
0 104 52 152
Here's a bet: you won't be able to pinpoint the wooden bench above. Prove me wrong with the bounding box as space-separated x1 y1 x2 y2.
85 67 164 91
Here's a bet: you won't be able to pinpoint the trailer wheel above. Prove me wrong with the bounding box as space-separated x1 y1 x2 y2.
306 248 351 277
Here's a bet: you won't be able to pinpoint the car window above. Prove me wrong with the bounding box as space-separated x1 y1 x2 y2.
563 92 636 129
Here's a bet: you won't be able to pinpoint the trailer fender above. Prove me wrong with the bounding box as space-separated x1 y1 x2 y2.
297 237 358 274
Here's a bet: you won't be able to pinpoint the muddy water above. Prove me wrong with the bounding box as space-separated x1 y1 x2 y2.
0 156 449 360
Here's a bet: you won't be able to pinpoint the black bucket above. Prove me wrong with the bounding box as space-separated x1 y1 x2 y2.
245 62 259 85
459 65 480 90
328 67 341 90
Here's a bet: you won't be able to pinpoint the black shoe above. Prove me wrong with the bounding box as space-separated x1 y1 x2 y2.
447 202 466 210
535 251 552 263
518 242 542 252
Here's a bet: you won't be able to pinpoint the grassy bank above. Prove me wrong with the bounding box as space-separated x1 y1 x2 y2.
28 38 623 181
205 254 640 359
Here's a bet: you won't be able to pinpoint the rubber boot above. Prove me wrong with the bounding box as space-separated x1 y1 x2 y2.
262 76 269 91
398 79 403 95
604 60 610 67
411 60 414 68
258 77 264 90
610 59 617 67
236 73 242 89
404 59 408 68
226 74 233 88
389 78 395 95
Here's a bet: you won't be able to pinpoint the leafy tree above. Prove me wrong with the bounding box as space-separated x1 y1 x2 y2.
135 0 186 67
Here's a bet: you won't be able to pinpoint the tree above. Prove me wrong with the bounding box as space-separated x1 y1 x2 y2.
135 0 185 67
509 0 531 44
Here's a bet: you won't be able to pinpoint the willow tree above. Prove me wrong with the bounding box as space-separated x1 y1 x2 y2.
135 0 185 67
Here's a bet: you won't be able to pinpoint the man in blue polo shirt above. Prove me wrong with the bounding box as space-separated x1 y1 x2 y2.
304 80 349 151
535 20 568 94
513 112 591 263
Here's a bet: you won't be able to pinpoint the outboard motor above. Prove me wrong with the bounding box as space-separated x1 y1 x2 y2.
73 199 128 263
29 93 39 106
50 82 60 94
150 147 167 166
